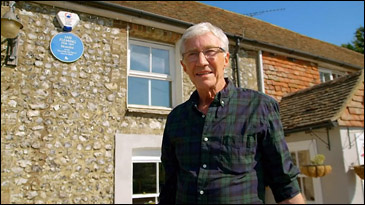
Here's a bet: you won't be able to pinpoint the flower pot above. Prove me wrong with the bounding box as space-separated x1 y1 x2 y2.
300 165 332 177
353 165 364 180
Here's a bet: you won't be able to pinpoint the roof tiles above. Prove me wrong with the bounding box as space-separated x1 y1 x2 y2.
279 70 364 132
110 1 364 69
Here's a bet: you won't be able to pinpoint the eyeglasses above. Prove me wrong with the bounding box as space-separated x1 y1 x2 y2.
182 47 225 62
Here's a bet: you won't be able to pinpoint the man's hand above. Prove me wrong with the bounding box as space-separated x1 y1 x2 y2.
278 193 305 204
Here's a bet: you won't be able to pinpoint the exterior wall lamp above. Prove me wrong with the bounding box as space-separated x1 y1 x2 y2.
1 1 23 66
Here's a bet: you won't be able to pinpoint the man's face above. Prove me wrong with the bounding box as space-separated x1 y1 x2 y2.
180 32 230 91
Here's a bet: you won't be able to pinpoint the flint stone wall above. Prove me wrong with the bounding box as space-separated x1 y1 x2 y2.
1 2 258 204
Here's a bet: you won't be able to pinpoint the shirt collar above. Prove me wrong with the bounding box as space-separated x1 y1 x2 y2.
189 78 235 108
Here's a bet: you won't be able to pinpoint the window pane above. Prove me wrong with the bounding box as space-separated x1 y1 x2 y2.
133 197 156 204
333 73 342 79
130 44 150 72
324 73 331 82
298 150 311 167
151 79 171 107
152 48 169 74
128 77 148 105
133 163 157 194
320 72 325 83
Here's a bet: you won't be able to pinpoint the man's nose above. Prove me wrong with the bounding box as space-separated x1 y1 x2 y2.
196 52 209 66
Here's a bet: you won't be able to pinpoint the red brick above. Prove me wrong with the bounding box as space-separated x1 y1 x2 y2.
262 52 321 100
274 86 281 91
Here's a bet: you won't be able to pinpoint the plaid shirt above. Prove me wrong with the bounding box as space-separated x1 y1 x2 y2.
160 79 300 204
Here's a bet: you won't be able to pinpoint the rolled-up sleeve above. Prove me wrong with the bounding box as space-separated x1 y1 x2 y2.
262 100 301 203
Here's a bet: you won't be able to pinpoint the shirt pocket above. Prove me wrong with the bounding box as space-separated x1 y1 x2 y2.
218 134 257 174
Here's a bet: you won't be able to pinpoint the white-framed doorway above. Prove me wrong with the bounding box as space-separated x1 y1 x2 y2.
287 140 323 204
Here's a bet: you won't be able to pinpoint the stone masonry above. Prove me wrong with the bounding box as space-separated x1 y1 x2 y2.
1 2 258 203
2 1 360 204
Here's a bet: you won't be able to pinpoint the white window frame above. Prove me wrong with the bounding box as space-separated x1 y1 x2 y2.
115 134 163 204
132 154 163 204
127 39 176 110
319 68 344 83
287 140 323 204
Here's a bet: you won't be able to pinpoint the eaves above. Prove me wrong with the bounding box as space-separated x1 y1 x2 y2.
33 1 363 70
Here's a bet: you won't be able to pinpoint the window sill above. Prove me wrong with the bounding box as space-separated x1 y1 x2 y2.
127 105 172 115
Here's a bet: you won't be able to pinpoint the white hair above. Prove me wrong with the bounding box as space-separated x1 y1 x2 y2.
179 22 229 56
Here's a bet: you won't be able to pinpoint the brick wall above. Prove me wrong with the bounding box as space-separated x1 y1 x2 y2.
262 51 320 101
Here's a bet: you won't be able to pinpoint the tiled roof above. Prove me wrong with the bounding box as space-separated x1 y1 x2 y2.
109 1 364 69
279 70 364 133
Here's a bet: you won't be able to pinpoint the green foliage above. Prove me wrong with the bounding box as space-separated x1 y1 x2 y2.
341 26 364 54
311 154 326 165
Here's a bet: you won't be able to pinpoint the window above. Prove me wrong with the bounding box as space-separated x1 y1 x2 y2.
132 151 165 204
128 39 174 108
287 140 323 204
319 68 344 83
115 134 164 204
290 150 315 202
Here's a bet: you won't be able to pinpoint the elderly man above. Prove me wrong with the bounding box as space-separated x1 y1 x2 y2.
159 22 305 204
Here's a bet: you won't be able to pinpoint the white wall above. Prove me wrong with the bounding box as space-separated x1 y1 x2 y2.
339 128 364 204
285 127 364 204
115 134 163 204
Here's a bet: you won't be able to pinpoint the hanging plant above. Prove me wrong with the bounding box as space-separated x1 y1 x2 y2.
300 154 332 178
353 144 364 180
353 165 364 180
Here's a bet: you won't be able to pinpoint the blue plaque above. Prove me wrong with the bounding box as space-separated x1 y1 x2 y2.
50 33 84 63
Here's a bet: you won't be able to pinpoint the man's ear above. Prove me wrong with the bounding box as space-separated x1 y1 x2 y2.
224 52 230 68
180 60 187 73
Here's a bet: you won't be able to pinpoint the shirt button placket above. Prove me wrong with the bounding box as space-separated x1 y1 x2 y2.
197 190 205 203
202 137 208 168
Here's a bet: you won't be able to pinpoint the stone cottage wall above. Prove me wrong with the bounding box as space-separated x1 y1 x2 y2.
231 49 258 90
1 2 123 203
1 2 266 203
0 1 342 203
0 2 180 203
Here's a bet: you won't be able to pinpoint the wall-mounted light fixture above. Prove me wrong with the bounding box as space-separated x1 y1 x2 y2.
1 1 23 66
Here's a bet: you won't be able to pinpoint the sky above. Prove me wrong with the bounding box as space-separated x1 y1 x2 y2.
200 1 364 46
